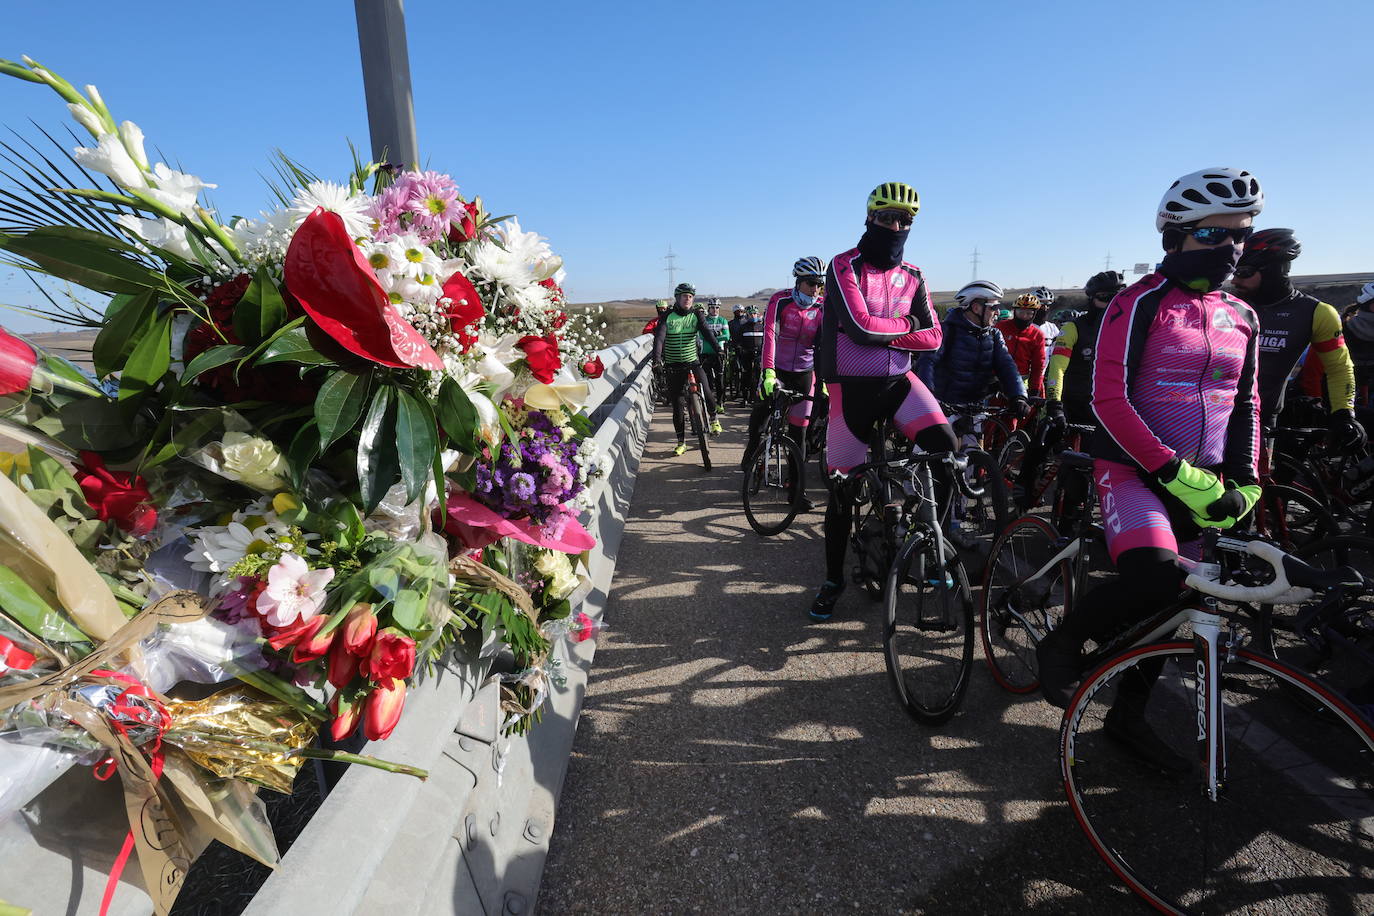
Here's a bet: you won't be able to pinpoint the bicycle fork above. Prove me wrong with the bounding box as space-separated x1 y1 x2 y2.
1191 603 1227 801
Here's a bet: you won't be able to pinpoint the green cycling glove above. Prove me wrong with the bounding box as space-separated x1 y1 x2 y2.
1153 457 1227 524
1199 481 1262 529
762 368 777 397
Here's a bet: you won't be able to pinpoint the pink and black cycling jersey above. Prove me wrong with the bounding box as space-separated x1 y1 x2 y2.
817 247 942 381
1091 274 1261 484
761 290 822 373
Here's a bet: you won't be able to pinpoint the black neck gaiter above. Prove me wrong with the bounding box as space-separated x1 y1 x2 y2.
1160 244 1240 293
1244 268 1294 307
857 223 909 270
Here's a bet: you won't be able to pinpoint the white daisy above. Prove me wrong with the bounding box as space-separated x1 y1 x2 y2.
289 180 373 238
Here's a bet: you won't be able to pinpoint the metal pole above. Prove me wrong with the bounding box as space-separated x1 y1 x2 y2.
354 0 419 167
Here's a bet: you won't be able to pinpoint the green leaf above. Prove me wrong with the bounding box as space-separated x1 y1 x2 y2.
140 408 227 470
394 388 438 504
286 420 321 491
367 565 401 600
435 378 478 454
329 500 366 549
53 398 142 450
357 386 398 513
432 447 447 520
92 289 156 378
315 370 371 450
70 518 105 551
391 588 425 630
232 265 288 344
0 229 165 294
256 327 335 367
118 310 172 401
0 564 88 643
25 446 86 505
235 316 305 369
183 344 247 382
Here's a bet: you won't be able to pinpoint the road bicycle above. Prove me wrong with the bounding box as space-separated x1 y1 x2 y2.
939 402 1013 543
1058 532 1374 913
664 363 713 470
741 386 812 536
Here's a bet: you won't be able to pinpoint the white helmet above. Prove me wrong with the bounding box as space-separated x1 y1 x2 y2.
1357 282 1374 306
1156 167 1264 231
956 280 1004 305
1031 286 1055 306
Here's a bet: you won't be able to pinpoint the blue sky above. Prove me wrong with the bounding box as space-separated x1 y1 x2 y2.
2 0 1371 329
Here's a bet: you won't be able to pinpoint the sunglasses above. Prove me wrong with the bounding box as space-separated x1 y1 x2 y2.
872 211 914 229
1233 264 1260 279
1185 225 1253 246
798 278 824 287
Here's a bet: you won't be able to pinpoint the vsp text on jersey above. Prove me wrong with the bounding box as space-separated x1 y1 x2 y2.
762 290 822 373
817 247 940 382
1091 274 1260 484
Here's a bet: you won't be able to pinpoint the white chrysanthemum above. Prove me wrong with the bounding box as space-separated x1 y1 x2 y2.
497 218 562 282
467 237 535 289
508 282 553 317
289 180 372 238
184 516 287 576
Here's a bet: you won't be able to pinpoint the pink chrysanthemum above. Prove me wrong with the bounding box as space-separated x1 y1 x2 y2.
366 170 463 243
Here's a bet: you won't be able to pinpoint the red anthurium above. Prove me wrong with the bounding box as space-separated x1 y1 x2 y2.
73 452 157 536
0 328 37 396
517 333 562 384
283 208 443 371
580 355 605 379
363 677 406 740
441 272 485 353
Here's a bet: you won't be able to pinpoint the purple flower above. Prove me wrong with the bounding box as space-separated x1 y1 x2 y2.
510 472 537 502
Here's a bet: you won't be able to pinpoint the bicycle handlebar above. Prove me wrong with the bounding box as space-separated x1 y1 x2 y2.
1184 538 1332 605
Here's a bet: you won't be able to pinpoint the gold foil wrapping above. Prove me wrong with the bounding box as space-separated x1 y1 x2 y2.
164 691 318 794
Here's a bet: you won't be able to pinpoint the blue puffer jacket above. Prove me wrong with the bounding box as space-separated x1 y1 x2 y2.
916 307 1026 405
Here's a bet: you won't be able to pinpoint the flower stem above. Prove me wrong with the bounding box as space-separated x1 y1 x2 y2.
225 735 428 779
235 669 328 722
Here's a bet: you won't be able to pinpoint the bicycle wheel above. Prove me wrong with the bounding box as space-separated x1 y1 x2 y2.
688 390 711 470
1260 534 1374 699
741 435 803 536
883 533 975 724
979 516 1071 693
997 429 1030 493
1061 644 1374 914
1257 483 1334 549
956 449 1011 542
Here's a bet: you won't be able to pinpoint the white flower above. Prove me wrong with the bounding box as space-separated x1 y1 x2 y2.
509 282 552 317
184 504 291 577
289 180 372 238
497 218 562 281
73 132 147 190
468 237 535 289
116 214 194 259
230 209 294 268
66 103 102 136
256 553 335 627
219 431 288 491
118 120 148 169
144 162 215 217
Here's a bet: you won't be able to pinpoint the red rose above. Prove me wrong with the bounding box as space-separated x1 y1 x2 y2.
0 327 37 396
447 200 481 243
73 452 157 537
441 272 485 353
359 627 416 681
580 355 605 379
516 333 562 384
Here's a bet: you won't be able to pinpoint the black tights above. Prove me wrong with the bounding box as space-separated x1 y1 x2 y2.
823 424 959 584
665 364 717 441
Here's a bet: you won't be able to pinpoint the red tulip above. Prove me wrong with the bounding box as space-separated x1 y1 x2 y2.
73 451 157 536
292 615 336 663
516 333 562 384
341 603 378 655
360 628 416 681
0 327 37 396
363 677 406 741
283 209 443 371
326 636 361 688
329 690 362 741
580 355 605 379
265 612 324 652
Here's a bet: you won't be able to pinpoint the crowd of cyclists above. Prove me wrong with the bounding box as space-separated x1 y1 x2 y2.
645 171 1374 909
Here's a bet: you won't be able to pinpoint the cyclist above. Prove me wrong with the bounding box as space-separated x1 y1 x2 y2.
1348 282 1374 404
653 282 724 454
642 300 669 336
736 306 765 403
1031 285 1060 367
1013 270 1126 512
700 298 731 414
995 294 1047 401
743 256 826 477
918 281 1028 427
1037 167 1265 774
1230 227 1363 449
810 181 958 621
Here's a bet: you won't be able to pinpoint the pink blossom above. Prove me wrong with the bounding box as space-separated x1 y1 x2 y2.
256 553 335 627
366 170 463 243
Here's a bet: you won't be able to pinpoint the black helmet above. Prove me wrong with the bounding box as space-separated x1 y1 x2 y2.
1084 270 1126 301
1238 227 1301 270
674 282 696 296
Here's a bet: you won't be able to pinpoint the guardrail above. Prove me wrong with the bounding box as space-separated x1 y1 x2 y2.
0 335 658 916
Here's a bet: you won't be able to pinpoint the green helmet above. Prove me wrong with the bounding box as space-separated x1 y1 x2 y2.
674 282 696 296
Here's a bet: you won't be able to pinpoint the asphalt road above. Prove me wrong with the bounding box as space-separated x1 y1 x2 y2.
540 400 1139 914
